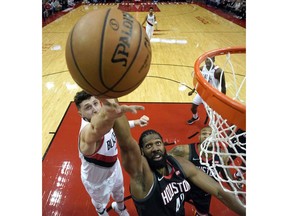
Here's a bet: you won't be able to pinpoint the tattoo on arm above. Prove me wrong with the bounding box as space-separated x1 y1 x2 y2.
169 146 185 157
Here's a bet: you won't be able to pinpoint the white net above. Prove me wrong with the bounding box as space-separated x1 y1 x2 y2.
200 110 246 207
194 48 246 207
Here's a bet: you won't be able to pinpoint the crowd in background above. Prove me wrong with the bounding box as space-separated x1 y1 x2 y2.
42 0 246 22
203 0 246 19
42 0 80 21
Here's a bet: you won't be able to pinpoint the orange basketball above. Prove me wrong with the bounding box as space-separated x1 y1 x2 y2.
65 8 152 98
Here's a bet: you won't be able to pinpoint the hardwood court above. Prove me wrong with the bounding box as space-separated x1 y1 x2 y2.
42 2 246 215
42 2 246 157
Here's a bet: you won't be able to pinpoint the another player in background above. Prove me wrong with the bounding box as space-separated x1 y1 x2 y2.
142 7 157 40
187 57 226 125
74 90 149 216
105 99 246 216
228 128 246 190
169 126 233 216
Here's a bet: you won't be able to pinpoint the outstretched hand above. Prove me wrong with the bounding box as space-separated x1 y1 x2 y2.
100 99 145 119
135 115 150 127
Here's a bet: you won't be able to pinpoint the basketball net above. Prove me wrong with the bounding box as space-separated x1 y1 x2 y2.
193 47 246 207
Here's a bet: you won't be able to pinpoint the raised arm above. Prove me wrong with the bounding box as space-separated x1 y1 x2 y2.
113 112 143 176
94 99 146 177
79 101 119 153
176 156 246 216
113 106 154 199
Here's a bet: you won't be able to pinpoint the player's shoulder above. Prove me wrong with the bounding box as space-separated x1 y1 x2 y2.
169 144 189 155
214 67 224 78
172 155 197 174
214 65 224 72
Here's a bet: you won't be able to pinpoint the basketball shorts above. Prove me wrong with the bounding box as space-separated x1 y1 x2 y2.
192 94 203 105
81 160 125 210
146 25 154 39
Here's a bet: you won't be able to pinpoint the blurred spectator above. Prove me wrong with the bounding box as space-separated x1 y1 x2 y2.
209 0 221 7
51 0 62 12
43 2 49 20
82 0 91 4
240 0 246 19
219 0 228 9
233 0 242 11
232 0 246 19
68 0 76 7
60 0 68 10
225 0 236 12
218 0 245 19
44 0 54 16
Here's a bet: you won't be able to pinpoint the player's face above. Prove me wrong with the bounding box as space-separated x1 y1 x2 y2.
205 57 214 70
149 9 153 15
78 96 101 122
141 134 167 170
200 127 213 151
199 127 212 143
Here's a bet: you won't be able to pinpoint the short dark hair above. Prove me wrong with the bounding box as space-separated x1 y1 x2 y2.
139 129 163 148
74 90 93 110
149 7 153 10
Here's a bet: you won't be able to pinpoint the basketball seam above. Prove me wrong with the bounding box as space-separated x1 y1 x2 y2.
69 24 104 96
99 8 112 93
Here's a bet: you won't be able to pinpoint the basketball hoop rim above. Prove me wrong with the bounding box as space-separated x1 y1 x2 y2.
193 46 246 130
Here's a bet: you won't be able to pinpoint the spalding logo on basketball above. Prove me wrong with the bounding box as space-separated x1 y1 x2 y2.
65 8 152 98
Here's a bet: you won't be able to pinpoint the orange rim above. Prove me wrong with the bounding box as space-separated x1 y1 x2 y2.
193 47 246 130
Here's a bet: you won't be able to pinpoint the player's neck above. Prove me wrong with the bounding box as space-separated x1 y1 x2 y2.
156 164 170 176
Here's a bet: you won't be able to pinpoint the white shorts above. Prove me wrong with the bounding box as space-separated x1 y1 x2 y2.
81 159 125 210
146 24 154 39
192 93 203 105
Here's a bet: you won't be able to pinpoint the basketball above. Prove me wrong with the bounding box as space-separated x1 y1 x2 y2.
65 8 152 98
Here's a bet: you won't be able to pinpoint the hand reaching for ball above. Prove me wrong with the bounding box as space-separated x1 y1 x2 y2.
135 115 150 127
100 99 145 118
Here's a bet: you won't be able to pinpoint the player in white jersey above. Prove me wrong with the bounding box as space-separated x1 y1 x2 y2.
74 90 149 216
187 57 226 125
142 7 156 40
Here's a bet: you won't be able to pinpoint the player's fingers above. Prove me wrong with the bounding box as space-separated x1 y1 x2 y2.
121 105 145 114
141 115 150 121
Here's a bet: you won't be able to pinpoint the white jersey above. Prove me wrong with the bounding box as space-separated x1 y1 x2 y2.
146 14 155 26
201 65 221 90
192 64 221 105
78 118 118 182
145 13 155 40
78 118 126 213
